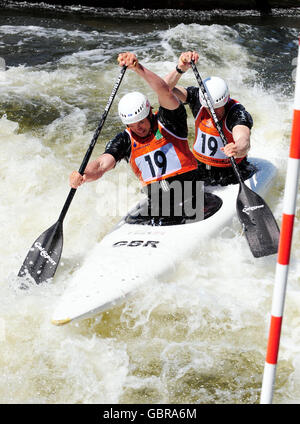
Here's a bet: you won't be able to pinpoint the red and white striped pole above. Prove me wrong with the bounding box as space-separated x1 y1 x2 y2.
260 37 300 404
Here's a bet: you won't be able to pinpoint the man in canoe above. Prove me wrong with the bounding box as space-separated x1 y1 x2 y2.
69 52 208 224
164 51 255 186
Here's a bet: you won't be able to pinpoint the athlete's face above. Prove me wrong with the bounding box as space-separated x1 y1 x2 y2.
206 106 226 121
128 117 151 138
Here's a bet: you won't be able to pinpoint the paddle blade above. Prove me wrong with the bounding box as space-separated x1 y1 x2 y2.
236 183 280 258
18 221 63 284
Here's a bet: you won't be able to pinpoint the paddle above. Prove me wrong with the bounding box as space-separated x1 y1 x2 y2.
18 65 127 284
191 60 279 258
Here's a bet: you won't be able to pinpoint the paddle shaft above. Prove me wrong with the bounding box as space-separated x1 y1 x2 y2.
190 61 243 184
58 65 127 223
18 65 127 284
191 60 280 258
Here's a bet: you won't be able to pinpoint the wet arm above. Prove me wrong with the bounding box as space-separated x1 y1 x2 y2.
163 70 188 103
222 104 253 158
222 125 251 158
164 51 199 103
69 153 116 188
118 52 179 110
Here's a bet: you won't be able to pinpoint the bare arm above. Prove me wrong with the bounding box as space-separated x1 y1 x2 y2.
69 153 116 188
163 71 188 103
117 52 179 110
221 125 251 158
164 51 200 103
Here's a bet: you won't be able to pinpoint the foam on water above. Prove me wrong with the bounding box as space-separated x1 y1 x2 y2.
0 17 299 404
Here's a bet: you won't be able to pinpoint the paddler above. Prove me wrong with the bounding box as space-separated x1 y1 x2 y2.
164 51 255 186
69 52 202 224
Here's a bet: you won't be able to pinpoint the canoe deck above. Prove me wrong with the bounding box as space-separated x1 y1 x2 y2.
51 157 277 326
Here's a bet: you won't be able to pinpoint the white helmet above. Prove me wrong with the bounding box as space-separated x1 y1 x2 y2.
118 92 151 125
199 76 229 109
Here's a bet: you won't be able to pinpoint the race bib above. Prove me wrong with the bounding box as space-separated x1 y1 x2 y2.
135 143 182 182
194 130 228 159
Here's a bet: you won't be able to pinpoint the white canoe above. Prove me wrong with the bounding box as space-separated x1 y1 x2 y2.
51 157 277 326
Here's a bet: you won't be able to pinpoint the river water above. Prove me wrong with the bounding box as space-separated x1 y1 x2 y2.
0 2 300 404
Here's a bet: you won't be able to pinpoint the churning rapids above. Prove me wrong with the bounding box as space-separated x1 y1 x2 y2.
0 2 300 404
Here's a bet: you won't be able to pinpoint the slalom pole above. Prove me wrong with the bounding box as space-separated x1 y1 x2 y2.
260 36 300 404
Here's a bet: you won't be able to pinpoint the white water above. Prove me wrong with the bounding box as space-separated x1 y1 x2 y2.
0 12 299 404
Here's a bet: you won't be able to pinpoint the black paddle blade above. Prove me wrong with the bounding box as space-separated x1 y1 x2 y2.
18 221 63 284
236 183 280 258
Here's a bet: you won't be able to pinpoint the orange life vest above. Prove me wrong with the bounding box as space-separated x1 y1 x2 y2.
128 115 197 186
193 98 245 167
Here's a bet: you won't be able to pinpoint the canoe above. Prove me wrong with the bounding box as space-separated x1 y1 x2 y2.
51 157 277 326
